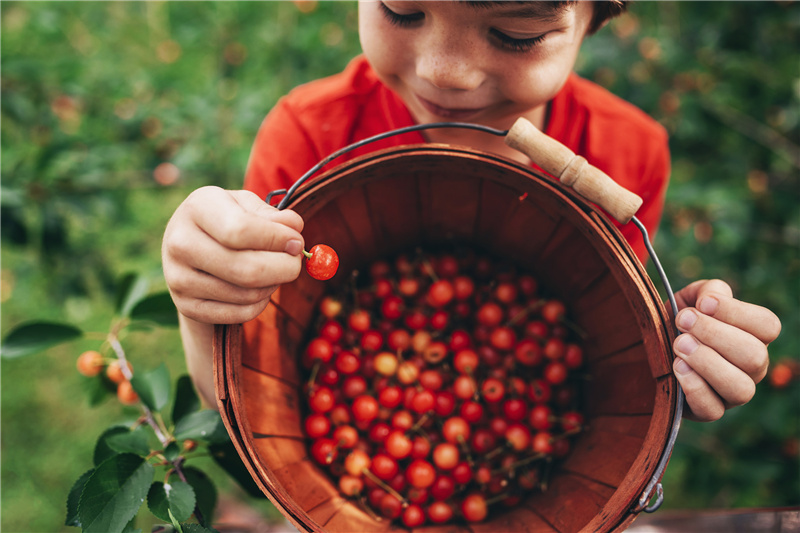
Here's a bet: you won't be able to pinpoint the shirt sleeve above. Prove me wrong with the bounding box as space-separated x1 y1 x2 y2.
243 98 326 203
617 132 671 265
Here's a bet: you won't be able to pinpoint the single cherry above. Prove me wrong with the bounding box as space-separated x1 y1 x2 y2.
304 244 339 281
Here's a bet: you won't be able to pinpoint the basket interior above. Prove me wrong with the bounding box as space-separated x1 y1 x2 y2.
217 146 677 533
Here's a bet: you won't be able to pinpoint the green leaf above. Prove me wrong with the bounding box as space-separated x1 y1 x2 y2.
147 481 196 523
173 410 228 444
130 363 170 412
208 440 263 498
94 426 132 466
105 426 152 457
172 375 200 425
77 453 155 533
163 441 180 462
83 374 114 407
116 273 151 317
130 292 179 327
65 468 95 527
181 467 217 527
1 321 83 358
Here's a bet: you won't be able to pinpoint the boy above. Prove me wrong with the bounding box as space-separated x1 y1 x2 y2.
162 1 781 424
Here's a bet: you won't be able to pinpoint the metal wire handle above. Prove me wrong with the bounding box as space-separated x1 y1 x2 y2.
265 121 685 515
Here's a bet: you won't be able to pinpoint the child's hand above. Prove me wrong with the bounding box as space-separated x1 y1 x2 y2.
672 279 781 421
162 186 305 325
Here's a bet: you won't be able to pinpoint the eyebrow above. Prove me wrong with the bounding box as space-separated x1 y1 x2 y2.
462 1 573 21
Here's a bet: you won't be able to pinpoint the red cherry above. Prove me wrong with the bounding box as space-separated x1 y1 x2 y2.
406 459 436 488
442 416 471 444
452 276 475 300
514 338 543 366
351 395 379 423
432 442 460 470
489 326 517 351
544 361 569 385
319 320 344 343
477 302 504 327
541 299 566 324
427 279 455 307
529 404 554 431
385 429 413 459
334 351 361 375
332 425 359 449
452 461 473 484
311 438 338 465
360 329 384 352
305 337 334 364
348 309 371 333
532 431 554 454
427 501 454 524
402 504 426 528
502 398 528 422
308 386 335 413
379 493 403 519
481 377 506 403
494 282 518 304
470 428 497 454
454 349 480 374
564 343 584 369
304 413 331 439
430 475 456 501
461 493 488 522
304 244 339 280
411 435 432 459
370 453 399 480
378 385 403 409
543 337 566 360
387 328 411 351
459 400 484 423
505 423 532 451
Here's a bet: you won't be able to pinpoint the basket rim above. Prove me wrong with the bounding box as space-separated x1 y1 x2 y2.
214 143 680 533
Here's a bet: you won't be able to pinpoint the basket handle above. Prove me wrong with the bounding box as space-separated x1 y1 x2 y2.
505 117 643 224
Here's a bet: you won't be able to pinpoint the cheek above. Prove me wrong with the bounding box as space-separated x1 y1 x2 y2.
501 57 574 106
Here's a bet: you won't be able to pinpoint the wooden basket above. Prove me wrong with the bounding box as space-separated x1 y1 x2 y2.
213 141 680 532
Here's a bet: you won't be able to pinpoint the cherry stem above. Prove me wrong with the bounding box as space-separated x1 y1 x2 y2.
307 360 321 390
302 249 313 260
357 493 383 522
550 426 584 442
491 452 547 475
484 441 510 461
361 468 409 507
421 256 439 282
485 492 511 507
560 316 586 338
506 299 544 327
409 412 431 434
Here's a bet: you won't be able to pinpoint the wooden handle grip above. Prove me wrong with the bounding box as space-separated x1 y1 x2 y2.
505 117 643 224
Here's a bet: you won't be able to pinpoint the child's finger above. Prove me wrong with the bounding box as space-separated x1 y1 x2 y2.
188 188 305 252
673 333 757 407
675 308 769 382
693 293 781 345
168 262 278 307
672 357 726 422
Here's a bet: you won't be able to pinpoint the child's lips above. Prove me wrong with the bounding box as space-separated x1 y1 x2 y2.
416 95 485 121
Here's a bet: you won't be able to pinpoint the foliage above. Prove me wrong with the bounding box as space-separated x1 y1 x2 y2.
1 1 798 531
1 275 261 532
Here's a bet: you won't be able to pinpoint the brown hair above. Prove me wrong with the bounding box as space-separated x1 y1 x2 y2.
588 1 628 34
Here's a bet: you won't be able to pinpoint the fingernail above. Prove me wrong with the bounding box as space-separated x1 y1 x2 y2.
674 357 694 375
284 239 302 256
676 334 699 355
677 309 698 330
698 295 719 315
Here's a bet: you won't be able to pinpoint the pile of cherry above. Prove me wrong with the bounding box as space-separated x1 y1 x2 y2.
300 248 587 527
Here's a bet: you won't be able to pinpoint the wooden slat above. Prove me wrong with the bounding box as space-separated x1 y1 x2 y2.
560 426 648 487
311 497 394 533
240 368 303 438
272 460 340 513
251 436 308 471
471 507 558 533
583 357 656 416
241 300 302 385
527 473 614 532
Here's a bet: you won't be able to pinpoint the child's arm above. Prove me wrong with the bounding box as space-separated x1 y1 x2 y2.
671 279 781 421
162 186 305 407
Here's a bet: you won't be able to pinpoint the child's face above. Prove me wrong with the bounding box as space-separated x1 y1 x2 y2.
359 1 594 131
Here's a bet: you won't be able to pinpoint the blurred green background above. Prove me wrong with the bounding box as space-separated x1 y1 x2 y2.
2 1 798 532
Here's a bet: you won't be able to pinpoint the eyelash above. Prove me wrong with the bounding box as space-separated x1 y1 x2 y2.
378 2 546 53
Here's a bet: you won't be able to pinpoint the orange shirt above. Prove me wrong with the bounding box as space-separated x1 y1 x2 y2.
244 55 670 263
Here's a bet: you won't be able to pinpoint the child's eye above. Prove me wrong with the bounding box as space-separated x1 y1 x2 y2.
490 29 547 53
379 2 424 27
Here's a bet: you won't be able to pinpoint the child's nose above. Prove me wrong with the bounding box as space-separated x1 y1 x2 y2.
415 43 485 91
